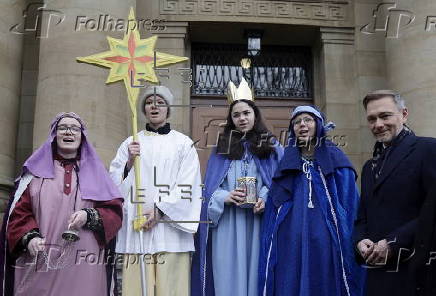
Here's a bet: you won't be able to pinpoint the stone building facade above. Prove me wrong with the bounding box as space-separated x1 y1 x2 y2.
1 0 436 216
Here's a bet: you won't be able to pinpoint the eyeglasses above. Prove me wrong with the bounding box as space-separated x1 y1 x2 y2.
292 117 315 126
57 125 82 134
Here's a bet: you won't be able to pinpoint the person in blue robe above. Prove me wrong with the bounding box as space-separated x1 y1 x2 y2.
191 99 283 296
258 106 365 296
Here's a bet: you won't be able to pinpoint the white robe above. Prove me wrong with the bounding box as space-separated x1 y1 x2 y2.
109 129 202 254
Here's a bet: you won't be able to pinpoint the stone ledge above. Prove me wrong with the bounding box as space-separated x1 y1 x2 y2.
320 27 355 45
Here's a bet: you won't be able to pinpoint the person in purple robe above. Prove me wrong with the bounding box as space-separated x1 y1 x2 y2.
0 112 123 296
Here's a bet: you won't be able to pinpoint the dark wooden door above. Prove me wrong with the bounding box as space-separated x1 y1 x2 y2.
191 101 303 177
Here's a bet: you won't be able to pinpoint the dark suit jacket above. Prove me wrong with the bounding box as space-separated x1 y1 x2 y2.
353 133 436 296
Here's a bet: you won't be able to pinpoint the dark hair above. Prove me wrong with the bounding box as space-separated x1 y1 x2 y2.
142 95 171 118
363 90 406 110
216 99 276 159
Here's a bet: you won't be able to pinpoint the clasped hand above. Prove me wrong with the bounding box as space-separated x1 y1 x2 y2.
357 238 391 265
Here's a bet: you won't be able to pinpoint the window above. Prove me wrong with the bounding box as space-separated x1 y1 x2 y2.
191 43 312 98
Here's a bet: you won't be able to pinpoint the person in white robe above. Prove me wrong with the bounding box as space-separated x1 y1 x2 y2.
109 85 202 296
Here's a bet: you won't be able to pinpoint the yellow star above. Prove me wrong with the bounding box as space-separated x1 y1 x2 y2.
77 7 188 112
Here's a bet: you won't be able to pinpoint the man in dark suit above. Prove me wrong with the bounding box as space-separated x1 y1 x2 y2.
353 90 436 296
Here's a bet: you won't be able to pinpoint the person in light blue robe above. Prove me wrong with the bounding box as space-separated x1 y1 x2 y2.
258 106 365 296
209 144 270 296
191 99 283 296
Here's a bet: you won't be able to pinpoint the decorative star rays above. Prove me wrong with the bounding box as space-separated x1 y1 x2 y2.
77 7 188 114
76 7 189 232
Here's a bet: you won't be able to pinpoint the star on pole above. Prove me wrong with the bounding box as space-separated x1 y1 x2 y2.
77 7 188 113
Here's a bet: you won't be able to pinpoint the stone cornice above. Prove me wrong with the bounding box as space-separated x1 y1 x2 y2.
159 0 352 27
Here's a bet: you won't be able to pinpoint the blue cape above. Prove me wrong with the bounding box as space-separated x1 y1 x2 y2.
191 146 283 296
258 141 365 296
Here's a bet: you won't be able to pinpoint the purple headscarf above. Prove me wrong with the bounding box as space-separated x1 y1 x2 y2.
22 112 122 202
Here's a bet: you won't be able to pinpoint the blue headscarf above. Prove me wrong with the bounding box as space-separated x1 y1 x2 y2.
272 105 355 207
288 105 336 138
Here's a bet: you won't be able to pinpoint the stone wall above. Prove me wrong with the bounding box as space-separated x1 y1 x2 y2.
0 0 26 216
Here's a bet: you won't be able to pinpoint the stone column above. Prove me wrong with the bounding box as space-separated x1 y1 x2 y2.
33 0 135 165
319 27 362 169
385 0 436 137
150 22 190 135
0 0 25 215
15 9 40 174
354 0 388 162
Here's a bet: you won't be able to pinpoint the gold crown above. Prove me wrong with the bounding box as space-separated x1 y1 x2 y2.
227 77 254 104
240 58 251 69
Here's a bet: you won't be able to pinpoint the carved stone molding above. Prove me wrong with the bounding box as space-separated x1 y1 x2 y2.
154 21 189 39
160 0 349 22
320 27 354 45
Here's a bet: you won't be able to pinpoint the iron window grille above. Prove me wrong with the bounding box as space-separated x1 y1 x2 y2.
191 43 312 98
